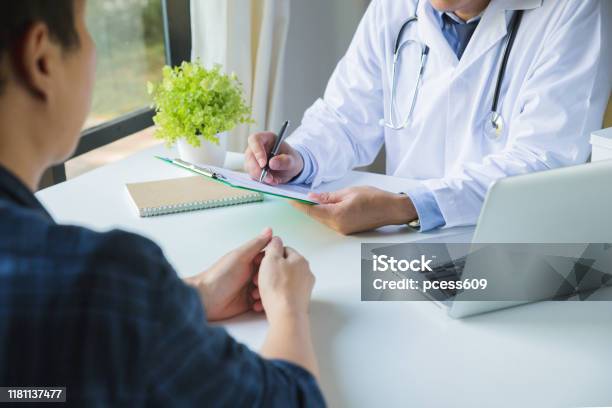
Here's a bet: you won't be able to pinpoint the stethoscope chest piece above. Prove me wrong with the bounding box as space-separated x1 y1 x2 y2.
484 111 504 140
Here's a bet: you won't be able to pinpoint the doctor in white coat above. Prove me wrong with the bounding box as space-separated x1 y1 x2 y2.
244 0 611 234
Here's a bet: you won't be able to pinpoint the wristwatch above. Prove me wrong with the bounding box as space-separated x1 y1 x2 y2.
398 192 421 229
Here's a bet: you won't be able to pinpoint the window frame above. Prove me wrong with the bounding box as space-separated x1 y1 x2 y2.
51 0 191 184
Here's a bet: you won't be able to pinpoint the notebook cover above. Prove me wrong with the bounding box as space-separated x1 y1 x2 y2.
126 176 263 217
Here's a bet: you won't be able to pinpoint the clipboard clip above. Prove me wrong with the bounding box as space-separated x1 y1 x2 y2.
174 159 227 180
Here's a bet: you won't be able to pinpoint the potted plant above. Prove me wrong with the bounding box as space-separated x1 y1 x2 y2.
148 61 253 166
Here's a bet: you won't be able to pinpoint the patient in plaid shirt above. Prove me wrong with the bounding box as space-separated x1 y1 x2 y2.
0 1 324 406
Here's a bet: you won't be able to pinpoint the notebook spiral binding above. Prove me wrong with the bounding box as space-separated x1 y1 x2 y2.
140 193 260 217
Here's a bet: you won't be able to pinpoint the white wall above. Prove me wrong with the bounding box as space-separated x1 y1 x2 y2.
281 0 369 128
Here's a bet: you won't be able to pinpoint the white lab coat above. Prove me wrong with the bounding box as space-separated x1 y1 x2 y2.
287 0 611 228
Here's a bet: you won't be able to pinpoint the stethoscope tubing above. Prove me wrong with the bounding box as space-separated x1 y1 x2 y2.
383 7 524 135
491 10 523 113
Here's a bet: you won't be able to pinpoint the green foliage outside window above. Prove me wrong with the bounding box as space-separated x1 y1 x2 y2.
85 0 165 127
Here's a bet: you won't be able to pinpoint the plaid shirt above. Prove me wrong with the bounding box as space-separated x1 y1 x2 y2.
0 165 325 407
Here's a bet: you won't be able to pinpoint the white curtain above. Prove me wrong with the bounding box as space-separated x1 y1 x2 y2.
190 0 290 152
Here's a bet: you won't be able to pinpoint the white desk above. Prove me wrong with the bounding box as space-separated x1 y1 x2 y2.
38 144 612 407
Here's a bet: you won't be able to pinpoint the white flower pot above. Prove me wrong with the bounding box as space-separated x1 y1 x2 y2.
177 132 228 167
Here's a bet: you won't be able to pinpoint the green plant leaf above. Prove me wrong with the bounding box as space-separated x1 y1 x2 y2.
149 60 255 147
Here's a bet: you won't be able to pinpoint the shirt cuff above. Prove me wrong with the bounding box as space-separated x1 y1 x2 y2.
404 184 446 232
288 145 316 185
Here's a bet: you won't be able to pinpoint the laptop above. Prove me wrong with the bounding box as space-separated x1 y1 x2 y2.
378 160 612 318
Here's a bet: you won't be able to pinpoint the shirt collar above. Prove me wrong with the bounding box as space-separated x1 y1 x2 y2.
0 164 53 220
435 10 483 27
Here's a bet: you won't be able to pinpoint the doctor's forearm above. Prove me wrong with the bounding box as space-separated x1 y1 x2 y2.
287 145 315 185
383 193 419 226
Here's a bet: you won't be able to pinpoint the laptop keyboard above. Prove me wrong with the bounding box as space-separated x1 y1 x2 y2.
423 257 467 297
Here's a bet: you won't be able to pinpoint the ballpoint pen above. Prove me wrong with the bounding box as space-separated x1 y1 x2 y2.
259 120 290 183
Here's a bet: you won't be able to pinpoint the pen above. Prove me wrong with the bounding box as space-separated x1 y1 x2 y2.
259 120 290 183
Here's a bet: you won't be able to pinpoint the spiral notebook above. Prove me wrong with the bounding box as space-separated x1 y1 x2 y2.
126 176 263 217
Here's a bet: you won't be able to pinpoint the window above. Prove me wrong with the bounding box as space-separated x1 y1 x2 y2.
50 0 191 184
85 0 166 129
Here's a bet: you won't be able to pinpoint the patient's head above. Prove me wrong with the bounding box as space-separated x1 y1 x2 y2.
0 0 95 167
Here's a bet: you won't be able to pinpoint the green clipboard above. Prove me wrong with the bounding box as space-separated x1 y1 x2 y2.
155 156 316 205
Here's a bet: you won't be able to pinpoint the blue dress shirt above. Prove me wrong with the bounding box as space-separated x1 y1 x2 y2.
437 12 482 59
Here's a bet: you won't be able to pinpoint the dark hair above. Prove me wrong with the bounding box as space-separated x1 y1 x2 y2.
0 0 79 90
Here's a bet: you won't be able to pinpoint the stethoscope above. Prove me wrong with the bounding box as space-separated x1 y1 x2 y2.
381 7 524 141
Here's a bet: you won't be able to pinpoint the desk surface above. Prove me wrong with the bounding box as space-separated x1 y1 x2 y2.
38 144 612 408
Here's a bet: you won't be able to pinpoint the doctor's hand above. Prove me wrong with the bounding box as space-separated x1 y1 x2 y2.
244 132 304 185
184 228 273 321
292 186 418 235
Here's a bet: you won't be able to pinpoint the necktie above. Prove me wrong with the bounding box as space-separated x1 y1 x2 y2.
443 14 479 60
